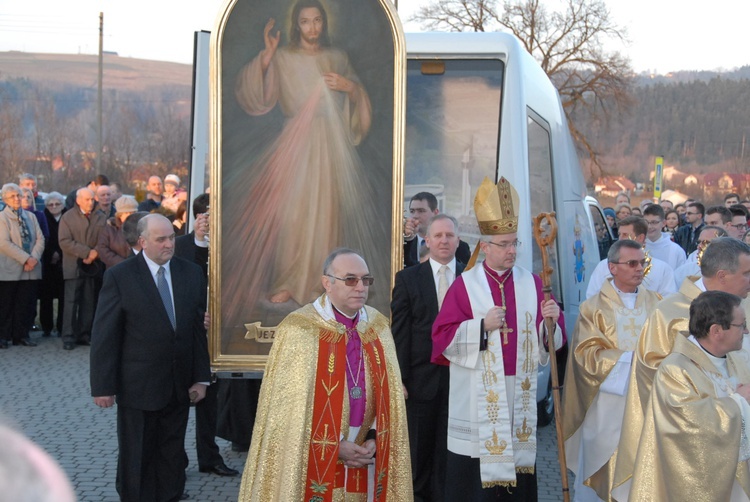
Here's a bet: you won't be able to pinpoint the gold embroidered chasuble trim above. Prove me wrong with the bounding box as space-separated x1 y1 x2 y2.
237 299 412 502
462 264 539 488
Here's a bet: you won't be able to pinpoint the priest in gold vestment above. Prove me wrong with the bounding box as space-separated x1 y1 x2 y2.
629 291 750 501
238 249 411 502
563 240 660 501
612 237 750 501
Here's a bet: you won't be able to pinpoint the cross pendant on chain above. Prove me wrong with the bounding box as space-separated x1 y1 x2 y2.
500 323 513 345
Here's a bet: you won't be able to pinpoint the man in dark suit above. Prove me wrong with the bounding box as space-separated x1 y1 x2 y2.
391 213 465 502
90 214 211 502
174 194 238 477
404 192 471 267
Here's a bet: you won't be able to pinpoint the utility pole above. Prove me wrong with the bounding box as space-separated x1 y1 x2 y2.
97 12 103 172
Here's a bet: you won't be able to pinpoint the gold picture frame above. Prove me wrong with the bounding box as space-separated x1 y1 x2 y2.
208 0 405 372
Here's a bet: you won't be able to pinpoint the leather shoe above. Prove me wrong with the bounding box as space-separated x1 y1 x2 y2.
76 337 91 346
179 492 190 500
63 342 76 350
199 462 239 477
17 338 37 347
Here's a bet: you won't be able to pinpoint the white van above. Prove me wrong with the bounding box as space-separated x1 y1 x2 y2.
404 32 602 425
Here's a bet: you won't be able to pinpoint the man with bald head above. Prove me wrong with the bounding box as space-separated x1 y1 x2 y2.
58 187 106 350
239 248 411 501
95 184 115 218
138 175 164 212
91 214 210 502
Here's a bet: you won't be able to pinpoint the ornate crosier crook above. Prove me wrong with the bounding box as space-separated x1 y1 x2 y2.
532 211 570 502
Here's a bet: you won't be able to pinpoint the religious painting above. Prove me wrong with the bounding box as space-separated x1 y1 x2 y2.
208 0 405 370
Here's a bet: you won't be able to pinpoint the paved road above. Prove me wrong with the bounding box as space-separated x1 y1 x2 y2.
0 331 573 501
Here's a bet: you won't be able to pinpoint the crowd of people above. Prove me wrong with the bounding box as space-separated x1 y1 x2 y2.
567 189 750 501
6 172 750 501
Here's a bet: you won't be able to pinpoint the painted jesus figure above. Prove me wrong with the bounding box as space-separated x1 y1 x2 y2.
223 0 384 328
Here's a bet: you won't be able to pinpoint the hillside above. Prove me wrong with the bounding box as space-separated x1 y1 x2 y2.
0 51 192 91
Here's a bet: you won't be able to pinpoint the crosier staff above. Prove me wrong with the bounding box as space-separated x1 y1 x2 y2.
532 211 570 502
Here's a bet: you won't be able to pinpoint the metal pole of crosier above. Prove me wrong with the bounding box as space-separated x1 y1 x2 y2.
532 212 570 502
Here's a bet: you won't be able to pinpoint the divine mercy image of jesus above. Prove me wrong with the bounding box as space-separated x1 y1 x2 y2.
218 0 396 350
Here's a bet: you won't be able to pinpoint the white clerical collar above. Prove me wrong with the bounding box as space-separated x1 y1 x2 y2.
485 263 511 275
612 281 638 309
429 257 456 277
688 334 729 378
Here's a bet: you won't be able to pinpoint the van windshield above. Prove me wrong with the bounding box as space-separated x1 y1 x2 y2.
405 58 504 249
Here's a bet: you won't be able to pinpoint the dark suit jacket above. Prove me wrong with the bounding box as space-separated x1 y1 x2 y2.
673 222 704 256
174 232 208 278
391 260 466 401
90 253 211 411
404 237 471 268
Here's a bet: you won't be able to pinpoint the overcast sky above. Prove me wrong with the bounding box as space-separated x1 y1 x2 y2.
0 0 747 74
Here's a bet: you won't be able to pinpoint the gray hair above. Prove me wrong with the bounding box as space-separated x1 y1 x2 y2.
0 419 76 502
18 173 37 183
700 225 728 238
123 212 149 247
700 237 750 277
44 191 65 204
607 239 642 263
426 214 459 236
136 213 171 240
0 183 21 199
322 247 363 275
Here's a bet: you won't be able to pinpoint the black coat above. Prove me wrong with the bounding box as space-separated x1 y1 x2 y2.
89 253 210 411
390 260 465 401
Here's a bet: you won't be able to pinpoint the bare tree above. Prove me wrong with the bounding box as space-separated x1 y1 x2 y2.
410 0 634 173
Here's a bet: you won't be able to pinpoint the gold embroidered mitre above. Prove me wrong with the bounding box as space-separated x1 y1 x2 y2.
474 177 520 235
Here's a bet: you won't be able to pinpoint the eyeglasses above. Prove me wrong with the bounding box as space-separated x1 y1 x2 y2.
611 259 647 268
486 240 522 250
645 220 663 226
326 275 374 286
46 202 62 207
730 321 748 330
731 223 748 230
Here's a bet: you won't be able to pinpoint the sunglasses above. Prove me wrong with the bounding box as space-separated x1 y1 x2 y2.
611 259 647 268
326 275 374 286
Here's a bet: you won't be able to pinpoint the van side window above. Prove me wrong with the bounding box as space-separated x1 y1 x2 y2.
527 109 561 301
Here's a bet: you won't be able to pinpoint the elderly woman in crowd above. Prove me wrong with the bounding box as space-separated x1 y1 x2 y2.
40 192 66 337
96 195 137 269
614 202 632 222
21 187 49 240
0 183 45 349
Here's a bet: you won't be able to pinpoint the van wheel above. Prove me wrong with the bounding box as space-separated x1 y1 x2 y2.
537 380 554 427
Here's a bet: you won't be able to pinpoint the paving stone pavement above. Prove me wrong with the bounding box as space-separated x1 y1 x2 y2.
1 331 574 501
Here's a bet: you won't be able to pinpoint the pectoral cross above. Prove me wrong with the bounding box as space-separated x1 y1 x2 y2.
312 424 337 461
500 323 514 345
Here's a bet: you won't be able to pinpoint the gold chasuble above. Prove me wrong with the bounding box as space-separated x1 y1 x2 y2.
562 279 660 501
630 335 750 501
612 277 750 500
238 296 412 502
